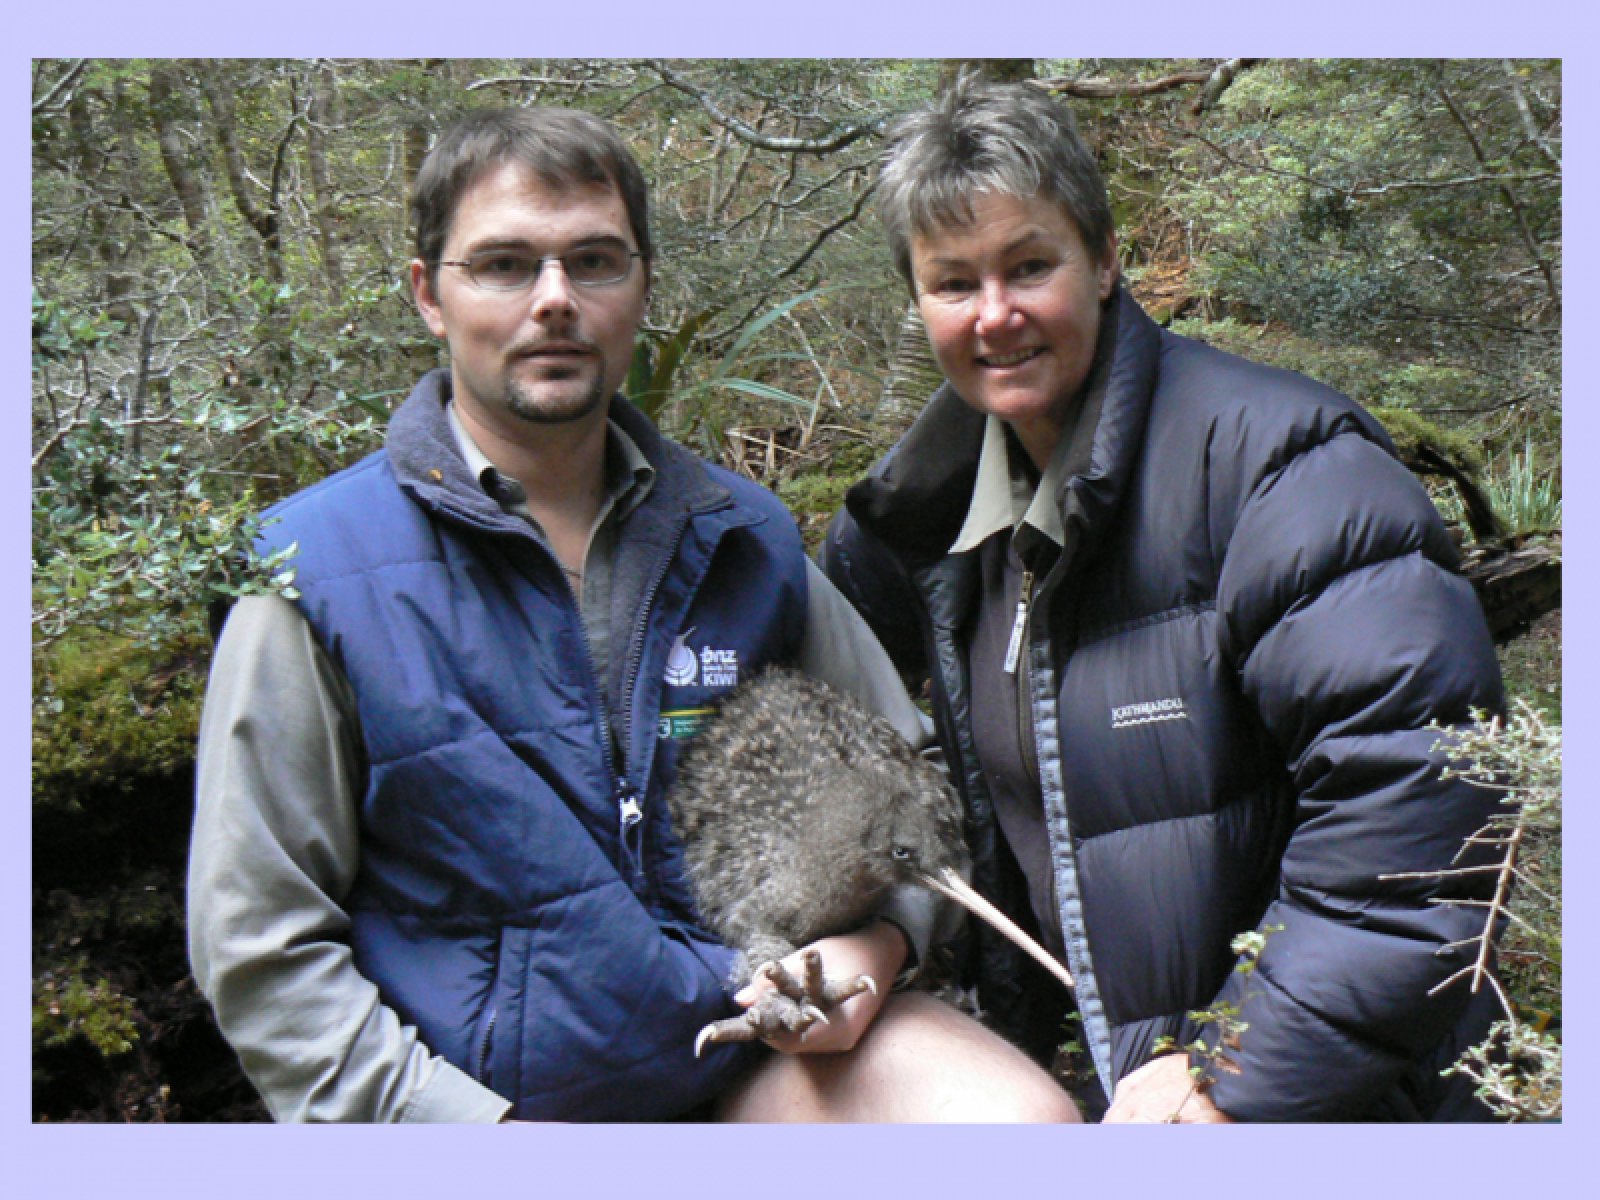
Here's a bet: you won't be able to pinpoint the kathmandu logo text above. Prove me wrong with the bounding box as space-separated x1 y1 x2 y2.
1111 697 1188 729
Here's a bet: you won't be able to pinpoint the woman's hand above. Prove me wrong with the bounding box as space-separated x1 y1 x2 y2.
1103 1054 1234 1123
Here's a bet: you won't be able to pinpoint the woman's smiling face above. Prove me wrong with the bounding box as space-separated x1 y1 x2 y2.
911 190 1117 467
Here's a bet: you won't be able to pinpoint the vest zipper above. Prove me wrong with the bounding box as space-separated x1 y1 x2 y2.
526 538 641 882
474 1008 497 1082
619 509 693 762
614 510 694 869
617 777 645 875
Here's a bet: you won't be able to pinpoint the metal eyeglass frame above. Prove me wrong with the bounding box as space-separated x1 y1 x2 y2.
435 249 644 291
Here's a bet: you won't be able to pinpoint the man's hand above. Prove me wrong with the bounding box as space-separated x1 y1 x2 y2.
1103 1053 1234 1124
734 922 907 1056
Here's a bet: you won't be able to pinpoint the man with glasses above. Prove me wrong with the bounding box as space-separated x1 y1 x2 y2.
188 107 1077 1124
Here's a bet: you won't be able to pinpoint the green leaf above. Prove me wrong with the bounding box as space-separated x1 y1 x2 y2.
633 307 721 421
720 285 849 372
703 378 815 410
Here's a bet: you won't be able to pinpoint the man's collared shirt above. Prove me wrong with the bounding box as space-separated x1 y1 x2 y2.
446 401 654 690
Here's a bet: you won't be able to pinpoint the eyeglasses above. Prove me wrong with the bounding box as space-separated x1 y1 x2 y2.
437 243 644 291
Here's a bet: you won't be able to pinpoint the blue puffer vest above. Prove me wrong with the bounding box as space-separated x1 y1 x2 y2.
258 371 808 1120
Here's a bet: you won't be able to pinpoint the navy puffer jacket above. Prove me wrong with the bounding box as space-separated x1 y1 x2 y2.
821 290 1505 1121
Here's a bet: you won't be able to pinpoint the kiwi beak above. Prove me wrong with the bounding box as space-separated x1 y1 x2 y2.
916 867 1075 990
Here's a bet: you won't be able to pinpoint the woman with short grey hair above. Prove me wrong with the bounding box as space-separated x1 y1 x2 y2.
821 74 1506 1123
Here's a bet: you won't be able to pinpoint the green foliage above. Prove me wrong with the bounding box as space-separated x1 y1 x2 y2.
1170 317 1497 426
1430 437 1562 540
1152 923 1283 1109
1498 613 1561 725
777 438 881 551
33 626 207 810
33 959 140 1059
637 286 864 454
1162 59 1559 504
1485 439 1562 535
1368 406 1486 474
1447 1019 1561 1123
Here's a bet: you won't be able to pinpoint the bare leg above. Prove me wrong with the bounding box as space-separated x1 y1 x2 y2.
715 992 1082 1123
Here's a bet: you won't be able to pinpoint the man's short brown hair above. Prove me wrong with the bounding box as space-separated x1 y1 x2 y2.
412 106 652 285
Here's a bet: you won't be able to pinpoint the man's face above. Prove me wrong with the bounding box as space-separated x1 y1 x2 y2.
412 162 647 435
910 190 1116 463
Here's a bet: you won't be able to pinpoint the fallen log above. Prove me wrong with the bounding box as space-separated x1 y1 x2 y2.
1460 536 1562 644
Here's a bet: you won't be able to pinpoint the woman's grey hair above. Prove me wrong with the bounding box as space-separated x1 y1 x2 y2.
876 75 1114 290
412 106 651 287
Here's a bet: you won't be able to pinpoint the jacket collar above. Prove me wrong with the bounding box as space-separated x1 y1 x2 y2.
387 368 731 536
845 287 1161 571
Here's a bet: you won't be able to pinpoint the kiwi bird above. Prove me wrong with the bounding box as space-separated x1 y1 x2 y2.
667 667 1072 1055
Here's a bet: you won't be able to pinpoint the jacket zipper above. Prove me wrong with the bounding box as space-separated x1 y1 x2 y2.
1024 557 1115 1093
1014 573 1039 787
1003 568 1034 676
618 509 695 766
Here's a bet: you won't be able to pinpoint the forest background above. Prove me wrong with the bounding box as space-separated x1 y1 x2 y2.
29 57 1562 1122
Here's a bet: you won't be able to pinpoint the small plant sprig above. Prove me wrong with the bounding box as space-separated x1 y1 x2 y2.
1488 438 1562 537
1381 701 1561 1120
1152 924 1283 1121
1446 1017 1562 1122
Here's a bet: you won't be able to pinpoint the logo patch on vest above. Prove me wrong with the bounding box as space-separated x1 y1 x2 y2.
1111 696 1188 729
664 630 699 686
697 646 740 687
659 708 715 741
663 629 741 689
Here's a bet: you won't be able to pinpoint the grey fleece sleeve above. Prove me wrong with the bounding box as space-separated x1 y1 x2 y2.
188 595 510 1123
798 559 955 974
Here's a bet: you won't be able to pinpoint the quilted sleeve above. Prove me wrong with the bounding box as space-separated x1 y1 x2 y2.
1204 429 1505 1121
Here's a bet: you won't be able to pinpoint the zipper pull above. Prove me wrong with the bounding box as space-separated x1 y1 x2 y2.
617 778 645 879
1003 569 1034 676
617 781 643 831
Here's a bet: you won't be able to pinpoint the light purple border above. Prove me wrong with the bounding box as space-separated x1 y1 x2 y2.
15 9 1583 1194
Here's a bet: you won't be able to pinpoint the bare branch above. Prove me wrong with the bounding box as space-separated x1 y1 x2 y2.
33 59 89 115
646 60 881 154
1438 81 1560 309
1035 67 1211 98
1033 61 1261 107
32 387 93 473
775 180 875 281
1176 124 1557 198
467 73 630 92
1501 60 1561 171
1192 59 1261 113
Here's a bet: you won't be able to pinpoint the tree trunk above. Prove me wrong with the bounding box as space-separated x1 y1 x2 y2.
303 62 344 301
195 60 285 283
146 63 209 257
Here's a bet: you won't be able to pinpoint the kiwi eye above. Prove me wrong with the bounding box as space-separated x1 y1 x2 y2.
892 845 912 861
